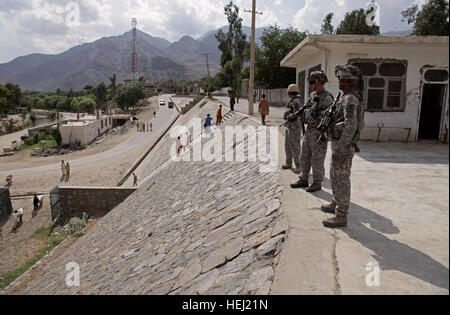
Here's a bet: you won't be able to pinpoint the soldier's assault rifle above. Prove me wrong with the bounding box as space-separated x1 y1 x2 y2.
317 92 342 143
279 97 320 128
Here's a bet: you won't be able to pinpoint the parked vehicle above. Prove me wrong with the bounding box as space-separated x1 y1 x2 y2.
159 99 165 106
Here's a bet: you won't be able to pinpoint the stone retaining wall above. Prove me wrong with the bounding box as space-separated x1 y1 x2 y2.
57 186 137 221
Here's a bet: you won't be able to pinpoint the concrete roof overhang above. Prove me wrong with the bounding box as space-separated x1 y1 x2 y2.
280 35 450 68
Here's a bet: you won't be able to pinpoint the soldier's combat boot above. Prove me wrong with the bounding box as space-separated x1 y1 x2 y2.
321 201 336 214
282 164 292 170
290 179 309 189
322 214 347 228
292 168 301 174
306 183 322 193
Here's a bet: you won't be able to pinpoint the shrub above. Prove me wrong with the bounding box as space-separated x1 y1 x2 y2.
68 213 88 237
29 112 37 123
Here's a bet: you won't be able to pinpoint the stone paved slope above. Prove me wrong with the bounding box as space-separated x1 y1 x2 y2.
7 104 287 295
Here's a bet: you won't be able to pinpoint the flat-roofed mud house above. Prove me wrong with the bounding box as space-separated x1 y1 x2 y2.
281 35 449 143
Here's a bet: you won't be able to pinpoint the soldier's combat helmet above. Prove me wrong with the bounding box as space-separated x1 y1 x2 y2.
287 84 300 94
308 70 328 83
335 64 362 80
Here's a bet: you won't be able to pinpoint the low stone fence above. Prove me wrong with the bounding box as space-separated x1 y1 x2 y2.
54 186 137 222
181 96 205 114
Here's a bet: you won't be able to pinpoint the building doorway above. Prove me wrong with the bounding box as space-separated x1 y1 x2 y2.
418 68 449 142
418 84 446 140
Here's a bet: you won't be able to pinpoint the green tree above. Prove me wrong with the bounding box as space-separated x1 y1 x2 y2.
336 8 380 35
94 82 107 110
215 1 247 91
402 0 449 36
113 83 145 110
109 74 117 97
71 97 96 120
321 13 334 34
0 85 11 117
255 26 309 89
5 83 22 112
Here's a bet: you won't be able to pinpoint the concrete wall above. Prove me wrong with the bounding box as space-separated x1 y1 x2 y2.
56 186 137 221
0 188 13 222
294 42 449 141
258 88 291 107
59 118 112 146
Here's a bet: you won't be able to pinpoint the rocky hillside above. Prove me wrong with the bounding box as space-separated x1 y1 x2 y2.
0 30 221 92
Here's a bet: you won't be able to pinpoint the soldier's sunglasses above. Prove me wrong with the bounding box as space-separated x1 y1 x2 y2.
309 81 316 85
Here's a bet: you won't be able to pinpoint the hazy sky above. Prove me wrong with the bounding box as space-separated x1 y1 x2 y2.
0 0 426 63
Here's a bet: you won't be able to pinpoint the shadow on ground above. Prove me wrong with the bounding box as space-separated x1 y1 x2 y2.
312 189 449 291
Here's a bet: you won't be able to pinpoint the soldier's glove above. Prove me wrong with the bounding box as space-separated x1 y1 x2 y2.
287 113 298 123
310 108 321 120
313 96 320 104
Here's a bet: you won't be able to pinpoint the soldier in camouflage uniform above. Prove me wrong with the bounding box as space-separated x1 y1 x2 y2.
322 65 365 228
291 71 334 192
282 84 303 174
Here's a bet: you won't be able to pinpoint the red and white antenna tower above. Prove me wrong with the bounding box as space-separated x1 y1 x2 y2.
131 18 138 80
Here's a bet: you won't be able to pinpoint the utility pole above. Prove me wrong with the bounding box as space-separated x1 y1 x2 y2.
245 2 262 116
203 53 211 79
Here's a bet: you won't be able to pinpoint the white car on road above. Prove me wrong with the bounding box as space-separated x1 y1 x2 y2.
159 99 165 106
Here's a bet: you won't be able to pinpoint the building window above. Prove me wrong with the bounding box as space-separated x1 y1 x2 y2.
351 60 407 112
425 69 448 82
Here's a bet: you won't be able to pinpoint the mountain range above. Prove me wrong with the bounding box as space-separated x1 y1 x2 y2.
0 26 411 92
0 26 268 92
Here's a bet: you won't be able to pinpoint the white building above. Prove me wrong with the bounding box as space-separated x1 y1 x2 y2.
59 117 112 146
281 35 449 143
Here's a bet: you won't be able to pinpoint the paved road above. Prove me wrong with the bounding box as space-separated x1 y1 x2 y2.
0 96 178 179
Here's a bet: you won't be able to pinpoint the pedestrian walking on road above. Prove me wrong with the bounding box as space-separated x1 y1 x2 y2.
259 94 270 125
18 208 24 223
33 194 39 211
216 105 223 125
133 173 138 187
236 91 240 103
137 121 140 132
176 136 184 155
12 210 20 231
150 122 153 132
61 160 66 179
65 162 71 180
230 92 236 112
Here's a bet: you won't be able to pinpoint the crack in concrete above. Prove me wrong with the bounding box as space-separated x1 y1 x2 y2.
330 230 342 295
